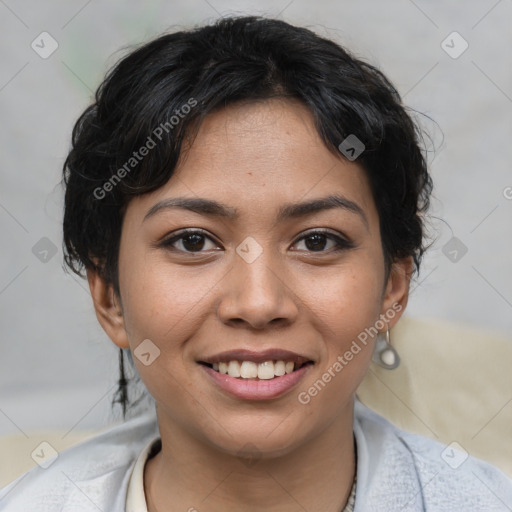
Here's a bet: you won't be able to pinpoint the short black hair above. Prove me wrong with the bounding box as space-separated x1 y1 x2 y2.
62 16 433 417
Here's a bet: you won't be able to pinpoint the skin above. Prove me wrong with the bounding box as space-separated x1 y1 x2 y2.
88 97 412 512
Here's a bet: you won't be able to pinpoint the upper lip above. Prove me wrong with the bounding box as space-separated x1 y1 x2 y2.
198 349 314 366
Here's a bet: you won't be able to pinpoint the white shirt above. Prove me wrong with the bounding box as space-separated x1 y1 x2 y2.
126 437 159 512
2 399 512 511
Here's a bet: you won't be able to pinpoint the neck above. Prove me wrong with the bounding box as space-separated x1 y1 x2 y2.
145 404 356 512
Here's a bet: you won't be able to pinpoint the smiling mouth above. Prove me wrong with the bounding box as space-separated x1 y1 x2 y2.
199 360 314 380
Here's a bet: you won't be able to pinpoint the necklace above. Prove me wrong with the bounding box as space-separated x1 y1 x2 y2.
340 434 358 512
341 474 357 512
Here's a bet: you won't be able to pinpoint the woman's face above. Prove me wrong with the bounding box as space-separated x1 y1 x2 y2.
93 98 410 457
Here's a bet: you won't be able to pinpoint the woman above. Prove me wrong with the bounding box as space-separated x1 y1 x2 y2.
1 15 511 512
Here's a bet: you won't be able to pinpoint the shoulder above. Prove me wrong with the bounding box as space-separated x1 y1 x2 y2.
0 411 159 512
353 400 512 511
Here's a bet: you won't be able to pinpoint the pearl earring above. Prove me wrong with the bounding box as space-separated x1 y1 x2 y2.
372 327 400 370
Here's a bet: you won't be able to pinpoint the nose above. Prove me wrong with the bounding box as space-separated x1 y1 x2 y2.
216 246 299 331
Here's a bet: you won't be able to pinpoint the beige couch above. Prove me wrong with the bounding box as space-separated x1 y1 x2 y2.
1 315 511 488
357 315 512 478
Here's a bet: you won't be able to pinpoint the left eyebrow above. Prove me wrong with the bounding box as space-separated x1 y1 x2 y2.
143 194 369 230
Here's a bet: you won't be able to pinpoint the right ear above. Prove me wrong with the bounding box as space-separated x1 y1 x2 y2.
86 268 130 349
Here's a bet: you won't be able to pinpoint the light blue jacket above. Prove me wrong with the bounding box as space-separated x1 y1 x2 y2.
1 400 511 511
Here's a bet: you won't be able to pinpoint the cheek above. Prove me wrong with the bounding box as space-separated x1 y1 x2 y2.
304 259 384 337
120 262 207 347
118 263 206 403
302 265 384 404
300 270 383 401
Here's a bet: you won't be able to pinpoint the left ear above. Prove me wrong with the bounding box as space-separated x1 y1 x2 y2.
380 256 414 329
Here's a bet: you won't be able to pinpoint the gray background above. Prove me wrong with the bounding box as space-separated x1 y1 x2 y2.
0 0 511 436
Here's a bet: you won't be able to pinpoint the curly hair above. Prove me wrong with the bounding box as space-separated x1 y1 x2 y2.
61 16 433 417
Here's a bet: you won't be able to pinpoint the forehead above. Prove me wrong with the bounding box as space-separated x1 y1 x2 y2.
128 98 379 227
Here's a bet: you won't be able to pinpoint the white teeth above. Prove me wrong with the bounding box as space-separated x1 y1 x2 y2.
257 361 275 380
210 359 308 379
274 360 286 376
240 361 258 378
227 360 241 378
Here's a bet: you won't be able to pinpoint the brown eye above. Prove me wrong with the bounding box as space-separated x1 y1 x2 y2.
293 230 354 253
160 229 353 255
180 233 207 251
160 229 219 253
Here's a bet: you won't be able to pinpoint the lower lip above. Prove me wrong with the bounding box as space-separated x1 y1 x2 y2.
200 363 313 401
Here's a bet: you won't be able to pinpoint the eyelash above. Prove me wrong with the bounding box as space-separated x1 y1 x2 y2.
159 228 354 255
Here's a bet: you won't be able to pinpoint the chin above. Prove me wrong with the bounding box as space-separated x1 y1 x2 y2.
201 414 310 460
